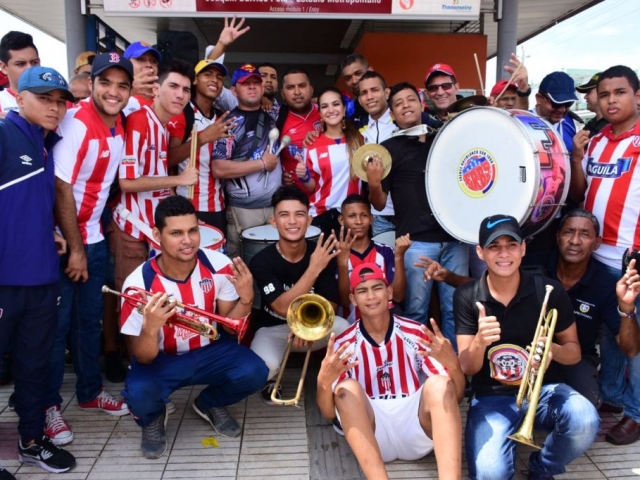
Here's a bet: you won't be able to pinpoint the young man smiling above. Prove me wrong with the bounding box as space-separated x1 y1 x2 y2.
0 31 40 117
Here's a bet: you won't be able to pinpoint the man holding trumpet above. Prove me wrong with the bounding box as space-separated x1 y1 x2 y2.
118 196 268 459
454 214 599 480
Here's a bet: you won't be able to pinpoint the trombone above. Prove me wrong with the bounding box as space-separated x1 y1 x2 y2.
507 285 558 450
271 294 335 406
102 285 249 342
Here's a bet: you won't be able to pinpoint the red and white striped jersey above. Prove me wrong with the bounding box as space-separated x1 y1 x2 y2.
113 105 172 241
0 88 18 115
123 95 153 117
582 121 640 269
305 134 361 216
53 101 125 244
280 105 322 190
167 104 225 212
120 249 237 355
333 315 448 399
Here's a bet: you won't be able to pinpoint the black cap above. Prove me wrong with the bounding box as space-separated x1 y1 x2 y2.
576 72 602 93
479 215 522 247
91 53 134 82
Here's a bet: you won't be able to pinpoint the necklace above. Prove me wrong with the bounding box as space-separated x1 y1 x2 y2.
276 241 306 262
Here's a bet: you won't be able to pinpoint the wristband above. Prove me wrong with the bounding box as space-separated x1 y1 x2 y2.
300 169 312 184
516 86 532 97
260 159 266 171
617 306 637 318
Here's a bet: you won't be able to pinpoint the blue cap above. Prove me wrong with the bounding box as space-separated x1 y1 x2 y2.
91 53 134 82
123 41 162 62
538 71 578 104
18 66 74 102
231 64 261 86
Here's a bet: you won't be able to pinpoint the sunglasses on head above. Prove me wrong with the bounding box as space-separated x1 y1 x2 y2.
544 95 572 110
426 82 454 93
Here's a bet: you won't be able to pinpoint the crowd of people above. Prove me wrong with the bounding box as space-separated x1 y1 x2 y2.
1 14 640 480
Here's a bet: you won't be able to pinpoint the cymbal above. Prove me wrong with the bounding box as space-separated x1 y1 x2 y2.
447 95 488 114
352 144 392 182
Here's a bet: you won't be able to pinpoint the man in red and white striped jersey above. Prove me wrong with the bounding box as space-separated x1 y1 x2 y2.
168 59 236 232
570 65 640 445
112 59 198 293
317 263 464 479
49 53 136 446
0 31 40 117
120 196 267 459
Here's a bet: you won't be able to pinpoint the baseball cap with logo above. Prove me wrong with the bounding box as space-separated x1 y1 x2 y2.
75 51 96 71
91 53 134 82
478 215 523 248
231 64 262 86
349 263 389 293
576 72 602 93
490 79 518 97
194 59 228 77
538 71 578 104
424 63 457 85
18 66 75 102
123 41 162 62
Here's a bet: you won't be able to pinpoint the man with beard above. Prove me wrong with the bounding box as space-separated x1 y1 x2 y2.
258 62 280 120
340 53 371 127
48 54 135 446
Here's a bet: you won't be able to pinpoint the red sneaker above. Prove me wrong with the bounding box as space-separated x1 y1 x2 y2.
44 406 74 446
78 388 129 416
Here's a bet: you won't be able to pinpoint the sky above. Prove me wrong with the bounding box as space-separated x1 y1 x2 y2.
0 0 638 85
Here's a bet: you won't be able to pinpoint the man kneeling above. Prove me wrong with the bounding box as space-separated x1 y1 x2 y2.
316 263 465 480
120 196 268 458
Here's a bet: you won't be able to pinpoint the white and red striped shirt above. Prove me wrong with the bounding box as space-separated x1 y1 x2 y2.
306 134 361 216
123 94 153 117
333 315 448 399
583 121 640 269
280 105 322 190
167 104 225 212
113 105 172 241
120 249 237 355
0 88 18 115
53 101 125 244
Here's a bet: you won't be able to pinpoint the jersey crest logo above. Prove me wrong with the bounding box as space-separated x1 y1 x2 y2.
579 303 590 313
199 277 213 294
633 136 640 148
488 344 528 385
457 148 497 198
20 155 33 166
586 157 631 179
378 370 392 392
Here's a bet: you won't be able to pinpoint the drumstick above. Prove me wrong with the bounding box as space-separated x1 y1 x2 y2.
187 123 198 200
494 62 523 104
264 128 280 188
473 53 485 96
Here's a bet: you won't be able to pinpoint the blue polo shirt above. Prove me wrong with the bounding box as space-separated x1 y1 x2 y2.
547 254 619 356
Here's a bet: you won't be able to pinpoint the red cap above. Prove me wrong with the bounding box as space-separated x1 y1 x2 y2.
350 263 388 292
490 80 518 97
424 63 456 85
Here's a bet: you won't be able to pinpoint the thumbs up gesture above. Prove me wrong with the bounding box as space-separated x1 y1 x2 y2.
476 302 501 347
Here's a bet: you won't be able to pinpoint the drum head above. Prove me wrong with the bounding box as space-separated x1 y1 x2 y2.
199 224 224 250
305 225 321 240
372 230 396 249
242 224 280 242
426 107 540 243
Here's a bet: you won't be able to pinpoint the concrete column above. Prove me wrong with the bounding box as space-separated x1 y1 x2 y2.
495 0 518 80
64 0 86 79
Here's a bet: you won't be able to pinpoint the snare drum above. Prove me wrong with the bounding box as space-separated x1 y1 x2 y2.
372 230 396 250
241 224 321 266
426 107 569 243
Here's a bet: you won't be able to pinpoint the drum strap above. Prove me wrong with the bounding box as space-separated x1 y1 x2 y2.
114 204 160 249
392 124 432 137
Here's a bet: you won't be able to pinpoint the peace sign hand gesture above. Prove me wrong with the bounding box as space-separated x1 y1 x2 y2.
317 333 358 388
417 319 458 370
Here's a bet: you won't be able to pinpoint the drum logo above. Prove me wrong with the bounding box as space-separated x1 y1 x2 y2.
458 148 497 198
488 344 528 386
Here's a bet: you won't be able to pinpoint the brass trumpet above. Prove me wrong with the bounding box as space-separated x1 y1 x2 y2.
101 285 249 342
271 294 335 406
507 285 558 450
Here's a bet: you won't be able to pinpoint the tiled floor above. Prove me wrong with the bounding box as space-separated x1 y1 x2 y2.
1 365 639 480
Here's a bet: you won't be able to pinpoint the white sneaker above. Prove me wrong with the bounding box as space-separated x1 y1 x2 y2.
44 406 74 446
78 388 129 416
166 401 176 415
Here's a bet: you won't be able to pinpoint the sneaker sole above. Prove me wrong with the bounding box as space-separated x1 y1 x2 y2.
191 401 241 438
49 433 74 446
78 405 130 417
18 454 73 473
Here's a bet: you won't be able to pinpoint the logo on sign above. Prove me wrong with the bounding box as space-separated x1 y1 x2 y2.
399 0 414 9
457 148 497 198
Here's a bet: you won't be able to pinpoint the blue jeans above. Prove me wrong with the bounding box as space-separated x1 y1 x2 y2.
372 215 395 237
46 241 109 406
466 384 599 479
123 334 268 427
403 240 468 351
597 259 640 421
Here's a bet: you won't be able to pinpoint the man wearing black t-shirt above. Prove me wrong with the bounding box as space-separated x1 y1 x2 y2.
366 82 468 350
249 186 349 404
454 214 599 480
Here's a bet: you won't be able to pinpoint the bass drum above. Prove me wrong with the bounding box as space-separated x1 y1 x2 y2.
241 224 322 267
426 107 569 244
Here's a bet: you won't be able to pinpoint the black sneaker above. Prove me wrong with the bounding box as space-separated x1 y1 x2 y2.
260 381 282 406
192 396 241 437
7 393 15 411
141 407 168 459
0 464 16 480
18 435 76 473
332 417 345 436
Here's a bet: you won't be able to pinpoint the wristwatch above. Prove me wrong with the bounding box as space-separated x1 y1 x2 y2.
516 86 532 97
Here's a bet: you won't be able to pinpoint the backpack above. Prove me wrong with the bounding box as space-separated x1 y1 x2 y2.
156 31 200 69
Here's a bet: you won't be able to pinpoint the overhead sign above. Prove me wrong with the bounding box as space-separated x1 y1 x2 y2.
103 0 481 20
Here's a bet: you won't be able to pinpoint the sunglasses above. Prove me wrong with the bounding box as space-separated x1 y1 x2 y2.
544 95 573 110
426 82 454 93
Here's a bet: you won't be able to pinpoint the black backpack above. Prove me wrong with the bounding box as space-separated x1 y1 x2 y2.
156 31 200 69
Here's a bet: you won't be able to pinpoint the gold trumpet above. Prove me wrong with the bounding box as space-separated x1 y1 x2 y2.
271 294 335 406
507 285 558 450
101 285 249 342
